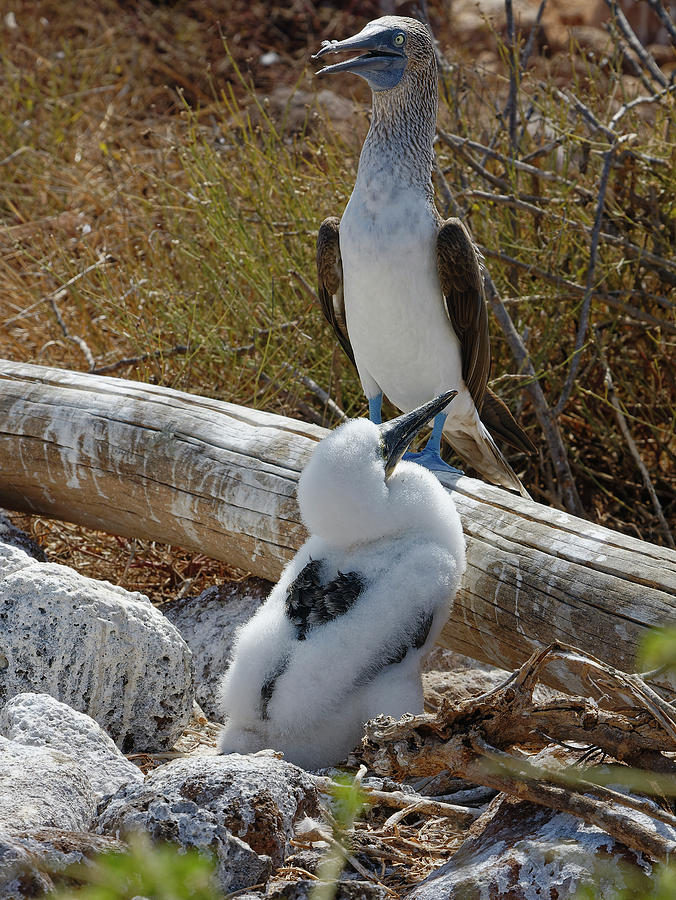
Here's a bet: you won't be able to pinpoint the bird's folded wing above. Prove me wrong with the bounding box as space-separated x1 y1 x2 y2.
285 557 365 640
481 387 537 455
436 217 490 411
354 608 434 687
438 219 534 456
316 216 356 366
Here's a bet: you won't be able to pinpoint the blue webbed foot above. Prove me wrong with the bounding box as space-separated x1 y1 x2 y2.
403 447 464 475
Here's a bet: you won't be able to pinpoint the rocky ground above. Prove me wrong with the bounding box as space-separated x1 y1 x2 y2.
1 513 670 898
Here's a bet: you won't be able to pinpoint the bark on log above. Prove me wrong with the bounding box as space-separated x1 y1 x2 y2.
1 360 675 695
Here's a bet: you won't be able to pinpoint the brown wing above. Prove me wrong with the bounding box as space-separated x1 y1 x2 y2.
481 388 537 455
436 218 490 410
316 217 355 367
437 219 535 455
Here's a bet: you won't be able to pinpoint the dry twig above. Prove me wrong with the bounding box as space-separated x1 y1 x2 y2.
592 326 675 549
605 0 669 88
311 775 480 827
646 0 676 45
482 272 584 515
357 643 676 861
553 142 618 418
92 345 189 376
3 254 113 327
282 363 348 424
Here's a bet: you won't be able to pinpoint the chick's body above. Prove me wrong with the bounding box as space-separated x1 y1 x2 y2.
218 417 465 770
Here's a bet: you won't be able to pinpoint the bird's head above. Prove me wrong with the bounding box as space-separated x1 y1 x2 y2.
312 16 434 93
297 390 457 548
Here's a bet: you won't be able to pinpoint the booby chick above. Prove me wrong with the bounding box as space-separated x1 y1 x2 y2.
218 390 466 770
313 16 535 497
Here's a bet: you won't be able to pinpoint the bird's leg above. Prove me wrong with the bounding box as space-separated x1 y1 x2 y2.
403 413 464 474
368 393 383 425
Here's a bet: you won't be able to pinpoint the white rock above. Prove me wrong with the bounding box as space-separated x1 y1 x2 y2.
0 692 143 800
163 579 269 718
0 512 46 561
97 753 320 892
0 827 125 898
409 791 655 900
0 736 97 832
0 540 35 580
0 829 53 897
0 542 194 751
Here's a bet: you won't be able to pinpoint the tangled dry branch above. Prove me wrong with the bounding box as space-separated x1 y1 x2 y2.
357 643 676 861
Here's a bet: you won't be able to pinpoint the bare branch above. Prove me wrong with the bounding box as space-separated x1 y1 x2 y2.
289 269 320 305
311 775 480 826
462 189 676 280
48 298 96 371
359 643 676 860
605 0 670 88
552 86 617 140
609 82 676 130
470 738 676 861
479 251 676 334
3 254 113 327
282 362 348 424
645 0 676 46
553 144 616 417
607 19 659 94
592 326 675 549
504 0 519 151
482 271 584 516
92 345 189 376
438 129 591 192
432 156 464 218
229 321 303 358
256 371 325 426
519 0 547 71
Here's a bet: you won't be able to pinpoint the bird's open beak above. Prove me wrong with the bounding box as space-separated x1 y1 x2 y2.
379 390 457 478
312 23 407 84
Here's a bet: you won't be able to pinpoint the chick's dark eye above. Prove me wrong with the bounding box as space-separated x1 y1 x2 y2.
393 33 405 46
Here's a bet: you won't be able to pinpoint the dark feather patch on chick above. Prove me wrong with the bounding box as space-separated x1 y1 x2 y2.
285 559 365 640
260 656 290 720
354 609 434 687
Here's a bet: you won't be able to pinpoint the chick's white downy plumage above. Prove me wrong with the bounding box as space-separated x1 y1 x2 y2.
217 392 466 770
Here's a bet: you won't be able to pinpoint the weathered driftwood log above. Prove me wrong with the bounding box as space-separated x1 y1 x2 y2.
1 360 675 696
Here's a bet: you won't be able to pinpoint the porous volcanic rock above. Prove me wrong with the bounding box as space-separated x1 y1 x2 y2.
0 541 194 752
0 736 97 833
97 753 320 892
409 792 656 899
163 578 270 719
0 692 143 800
0 828 125 898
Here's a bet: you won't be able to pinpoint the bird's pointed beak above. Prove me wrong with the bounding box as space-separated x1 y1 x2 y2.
379 390 457 478
312 24 408 89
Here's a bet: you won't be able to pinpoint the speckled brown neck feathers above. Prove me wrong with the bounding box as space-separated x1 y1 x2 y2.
360 49 438 191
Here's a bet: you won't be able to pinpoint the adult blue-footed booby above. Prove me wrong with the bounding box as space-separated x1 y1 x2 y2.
218 391 465 770
313 16 535 497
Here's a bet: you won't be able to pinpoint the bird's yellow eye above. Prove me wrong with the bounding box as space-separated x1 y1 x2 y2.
393 33 405 47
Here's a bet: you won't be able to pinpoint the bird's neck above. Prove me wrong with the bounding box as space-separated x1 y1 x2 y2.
359 64 438 193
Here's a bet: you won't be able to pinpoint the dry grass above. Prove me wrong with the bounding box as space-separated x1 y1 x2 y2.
1 0 674 600
7 512 244 603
